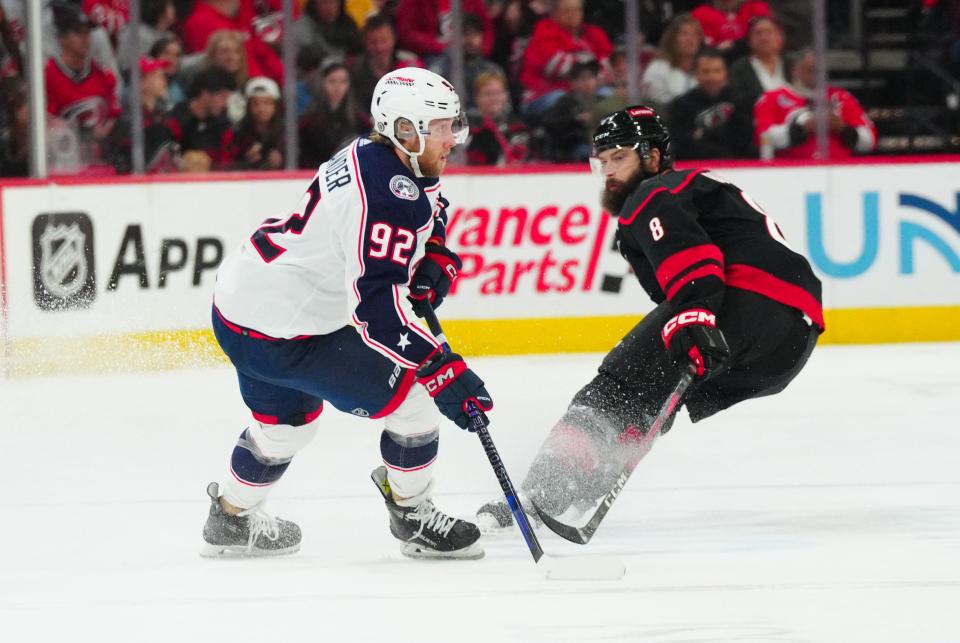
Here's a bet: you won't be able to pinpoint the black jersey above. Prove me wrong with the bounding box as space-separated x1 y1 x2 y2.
615 169 824 330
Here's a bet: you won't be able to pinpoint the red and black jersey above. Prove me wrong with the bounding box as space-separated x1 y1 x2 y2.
615 169 824 330
44 57 121 129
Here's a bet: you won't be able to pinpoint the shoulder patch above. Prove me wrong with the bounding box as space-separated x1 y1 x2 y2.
390 175 420 201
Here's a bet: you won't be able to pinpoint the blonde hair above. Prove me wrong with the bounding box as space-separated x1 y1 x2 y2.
473 70 507 96
205 30 249 86
657 13 703 68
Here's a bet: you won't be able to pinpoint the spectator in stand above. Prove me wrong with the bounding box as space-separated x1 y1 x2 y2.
182 0 283 83
45 7 121 159
82 0 129 40
765 0 811 47
294 0 362 59
222 76 285 170
0 77 28 176
754 49 877 160
148 34 187 105
589 46 629 130
202 29 250 122
394 0 493 66
541 59 604 162
165 65 236 170
47 2 121 89
117 0 176 72
0 2 23 79
298 60 369 167
109 56 178 173
347 13 422 113
489 0 549 85
150 35 187 105
669 48 752 159
294 43 325 116
432 13 506 109
465 70 530 165
641 13 702 109
519 0 612 118
728 15 786 119
691 0 771 57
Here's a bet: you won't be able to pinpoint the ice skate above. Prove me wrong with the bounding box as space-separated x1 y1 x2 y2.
371 466 483 560
200 482 301 557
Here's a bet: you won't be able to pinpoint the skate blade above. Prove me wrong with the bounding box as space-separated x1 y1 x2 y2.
400 542 485 560
200 542 301 558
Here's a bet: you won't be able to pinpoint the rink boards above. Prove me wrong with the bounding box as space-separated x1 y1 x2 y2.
1 158 959 374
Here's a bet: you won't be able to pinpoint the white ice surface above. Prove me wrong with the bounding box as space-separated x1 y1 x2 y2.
1 344 958 643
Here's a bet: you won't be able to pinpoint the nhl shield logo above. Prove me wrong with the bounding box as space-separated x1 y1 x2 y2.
389 175 420 201
32 213 96 311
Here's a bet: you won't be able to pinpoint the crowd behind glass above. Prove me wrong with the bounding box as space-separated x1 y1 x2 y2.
0 0 957 177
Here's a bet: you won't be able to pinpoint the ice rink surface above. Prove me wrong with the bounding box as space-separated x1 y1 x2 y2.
1 343 958 643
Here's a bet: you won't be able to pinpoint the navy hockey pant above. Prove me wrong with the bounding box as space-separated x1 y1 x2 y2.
212 306 416 424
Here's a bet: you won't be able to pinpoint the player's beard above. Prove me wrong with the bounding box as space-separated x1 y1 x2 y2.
416 150 447 177
601 167 644 216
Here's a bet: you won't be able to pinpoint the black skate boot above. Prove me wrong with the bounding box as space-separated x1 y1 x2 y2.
201 482 301 557
371 466 483 560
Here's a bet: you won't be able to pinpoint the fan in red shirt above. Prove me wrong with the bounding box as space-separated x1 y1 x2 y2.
82 0 130 39
45 9 121 142
394 0 494 60
691 0 771 51
519 0 612 117
754 49 876 160
182 0 283 83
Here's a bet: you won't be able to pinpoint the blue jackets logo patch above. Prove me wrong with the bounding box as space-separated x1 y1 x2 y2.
390 175 420 201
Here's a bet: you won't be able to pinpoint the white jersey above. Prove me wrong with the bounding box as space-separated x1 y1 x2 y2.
214 138 445 369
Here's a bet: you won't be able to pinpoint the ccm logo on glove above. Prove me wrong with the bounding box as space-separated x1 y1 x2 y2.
661 309 716 346
416 351 493 430
419 360 467 394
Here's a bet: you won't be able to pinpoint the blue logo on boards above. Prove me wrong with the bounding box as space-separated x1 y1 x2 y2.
806 192 960 277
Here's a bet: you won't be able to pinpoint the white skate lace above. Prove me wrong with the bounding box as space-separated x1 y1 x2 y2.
407 499 457 540
238 505 280 553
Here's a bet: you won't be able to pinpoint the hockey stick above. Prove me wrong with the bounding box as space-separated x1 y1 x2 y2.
533 370 695 545
420 307 544 563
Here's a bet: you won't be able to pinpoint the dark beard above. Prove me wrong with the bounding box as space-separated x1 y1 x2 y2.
601 167 645 217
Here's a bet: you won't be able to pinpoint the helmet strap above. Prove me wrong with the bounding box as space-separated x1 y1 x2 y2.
393 119 427 178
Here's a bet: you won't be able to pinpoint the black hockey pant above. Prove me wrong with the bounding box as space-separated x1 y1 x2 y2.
573 288 820 430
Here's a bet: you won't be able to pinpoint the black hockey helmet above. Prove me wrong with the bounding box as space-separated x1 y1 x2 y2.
592 105 672 169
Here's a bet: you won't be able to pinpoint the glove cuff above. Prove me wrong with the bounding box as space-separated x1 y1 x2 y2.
661 308 717 348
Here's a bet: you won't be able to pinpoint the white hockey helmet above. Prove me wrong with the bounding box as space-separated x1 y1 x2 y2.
370 67 469 177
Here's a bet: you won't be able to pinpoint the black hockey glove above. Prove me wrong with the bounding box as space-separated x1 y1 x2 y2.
417 351 493 431
408 242 462 318
661 308 731 379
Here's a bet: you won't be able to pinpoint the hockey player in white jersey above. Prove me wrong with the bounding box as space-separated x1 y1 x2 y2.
201 68 493 560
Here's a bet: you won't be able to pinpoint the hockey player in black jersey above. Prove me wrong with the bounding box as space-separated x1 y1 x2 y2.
478 105 822 533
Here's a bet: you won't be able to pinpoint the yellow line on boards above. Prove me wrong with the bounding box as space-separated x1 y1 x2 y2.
2 306 959 376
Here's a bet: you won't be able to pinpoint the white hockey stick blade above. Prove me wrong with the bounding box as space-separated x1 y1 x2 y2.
540 555 626 581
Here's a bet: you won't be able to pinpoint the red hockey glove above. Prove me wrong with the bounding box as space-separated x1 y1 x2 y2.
417 351 493 431
408 242 462 318
661 308 731 378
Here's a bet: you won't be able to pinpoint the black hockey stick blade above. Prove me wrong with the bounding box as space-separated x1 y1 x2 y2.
421 307 545 562
533 371 695 545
